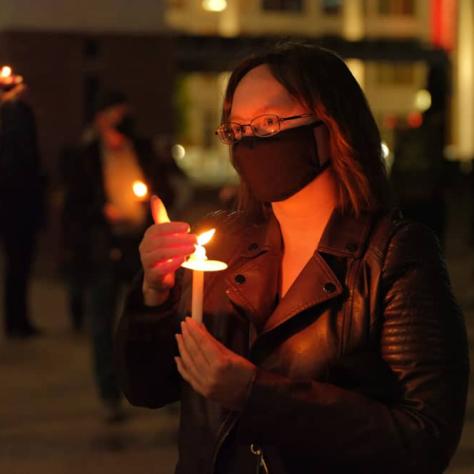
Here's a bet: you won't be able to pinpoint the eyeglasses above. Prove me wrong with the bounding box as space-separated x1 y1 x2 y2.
215 113 316 145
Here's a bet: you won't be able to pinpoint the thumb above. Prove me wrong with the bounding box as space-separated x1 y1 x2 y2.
150 195 170 224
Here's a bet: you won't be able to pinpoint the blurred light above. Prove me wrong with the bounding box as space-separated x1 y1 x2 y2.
383 115 398 130
0 66 12 77
218 71 231 94
346 59 365 88
407 112 423 128
414 89 432 112
172 144 186 160
444 144 457 161
202 0 227 12
381 142 390 159
132 180 148 198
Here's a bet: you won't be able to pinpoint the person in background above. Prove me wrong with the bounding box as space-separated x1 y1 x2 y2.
115 43 468 473
0 68 46 339
61 90 174 422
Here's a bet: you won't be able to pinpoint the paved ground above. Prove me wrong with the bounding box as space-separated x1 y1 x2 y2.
1 188 474 474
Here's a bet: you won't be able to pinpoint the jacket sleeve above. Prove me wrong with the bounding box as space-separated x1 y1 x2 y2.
114 270 188 408
235 223 469 473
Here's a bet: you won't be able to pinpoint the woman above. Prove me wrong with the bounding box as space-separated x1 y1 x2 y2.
115 43 468 473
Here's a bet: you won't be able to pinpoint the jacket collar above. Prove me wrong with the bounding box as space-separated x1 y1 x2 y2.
228 207 374 261
224 208 375 337
317 209 373 258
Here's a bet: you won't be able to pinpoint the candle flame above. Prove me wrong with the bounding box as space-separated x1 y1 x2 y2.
132 180 148 198
0 66 12 78
194 245 207 260
197 229 215 246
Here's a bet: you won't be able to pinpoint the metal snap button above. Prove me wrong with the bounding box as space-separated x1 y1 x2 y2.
234 274 246 284
323 282 336 293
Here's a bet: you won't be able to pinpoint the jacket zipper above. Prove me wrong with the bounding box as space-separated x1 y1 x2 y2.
209 411 239 474
209 318 258 473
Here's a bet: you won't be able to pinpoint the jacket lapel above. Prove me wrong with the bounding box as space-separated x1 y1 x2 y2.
261 251 343 334
223 209 374 337
223 215 282 331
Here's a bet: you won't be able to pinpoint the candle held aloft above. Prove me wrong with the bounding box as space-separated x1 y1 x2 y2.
182 229 227 323
0 65 23 92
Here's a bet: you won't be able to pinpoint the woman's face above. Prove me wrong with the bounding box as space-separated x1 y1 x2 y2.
230 64 309 131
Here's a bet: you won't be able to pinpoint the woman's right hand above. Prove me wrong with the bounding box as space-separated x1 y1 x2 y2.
139 196 196 306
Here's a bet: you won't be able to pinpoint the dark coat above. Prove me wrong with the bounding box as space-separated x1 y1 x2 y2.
60 137 174 277
115 209 469 474
0 99 45 229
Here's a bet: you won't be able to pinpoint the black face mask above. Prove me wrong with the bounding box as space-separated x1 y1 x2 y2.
231 122 328 202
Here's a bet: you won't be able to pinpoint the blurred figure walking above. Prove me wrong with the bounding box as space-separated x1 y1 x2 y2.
60 90 174 421
0 67 46 339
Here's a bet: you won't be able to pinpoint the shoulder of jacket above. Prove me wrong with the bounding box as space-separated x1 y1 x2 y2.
368 209 442 269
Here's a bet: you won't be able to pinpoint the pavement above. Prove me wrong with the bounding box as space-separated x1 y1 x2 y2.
1 188 474 474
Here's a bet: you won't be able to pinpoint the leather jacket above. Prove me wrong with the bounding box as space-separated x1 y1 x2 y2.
115 209 469 474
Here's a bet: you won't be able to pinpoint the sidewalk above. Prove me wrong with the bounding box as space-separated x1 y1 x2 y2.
0 276 179 474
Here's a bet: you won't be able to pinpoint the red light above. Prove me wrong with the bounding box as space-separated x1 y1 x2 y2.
407 112 423 128
431 0 457 51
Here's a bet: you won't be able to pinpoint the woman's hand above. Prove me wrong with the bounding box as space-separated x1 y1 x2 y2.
175 317 257 411
139 196 196 306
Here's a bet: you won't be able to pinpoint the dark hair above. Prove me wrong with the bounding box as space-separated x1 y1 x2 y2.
222 42 391 220
93 90 128 116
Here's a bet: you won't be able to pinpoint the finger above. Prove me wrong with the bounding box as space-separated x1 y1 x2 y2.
181 321 212 367
141 245 195 269
143 222 192 241
146 256 186 280
140 229 196 254
184 317 227 358
151 195 170 224
175 334 207 388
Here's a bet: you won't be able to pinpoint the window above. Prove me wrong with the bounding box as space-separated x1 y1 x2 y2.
375 62 416 85
261 0 304 12
378 0 415 15
321 0 342 15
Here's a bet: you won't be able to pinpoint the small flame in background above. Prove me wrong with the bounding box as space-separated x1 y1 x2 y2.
0 66 12 78
132 180 148 198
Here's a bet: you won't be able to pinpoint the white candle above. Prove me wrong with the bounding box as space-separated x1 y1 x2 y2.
191 270 204 324
182 229 227 323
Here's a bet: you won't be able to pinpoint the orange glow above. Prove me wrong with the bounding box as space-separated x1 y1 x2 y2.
0 66 12 78
197 229 215 246
182 228 228 272
407 112 423 128
132 180 148 198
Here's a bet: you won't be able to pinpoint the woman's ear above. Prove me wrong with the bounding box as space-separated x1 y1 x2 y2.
314 123 330 166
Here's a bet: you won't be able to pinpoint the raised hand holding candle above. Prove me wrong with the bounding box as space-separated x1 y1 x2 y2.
182 229 227 324
149 195 227 323
0 65 25 99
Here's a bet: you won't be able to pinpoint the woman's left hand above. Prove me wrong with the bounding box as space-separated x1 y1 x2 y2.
175 317 256 411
